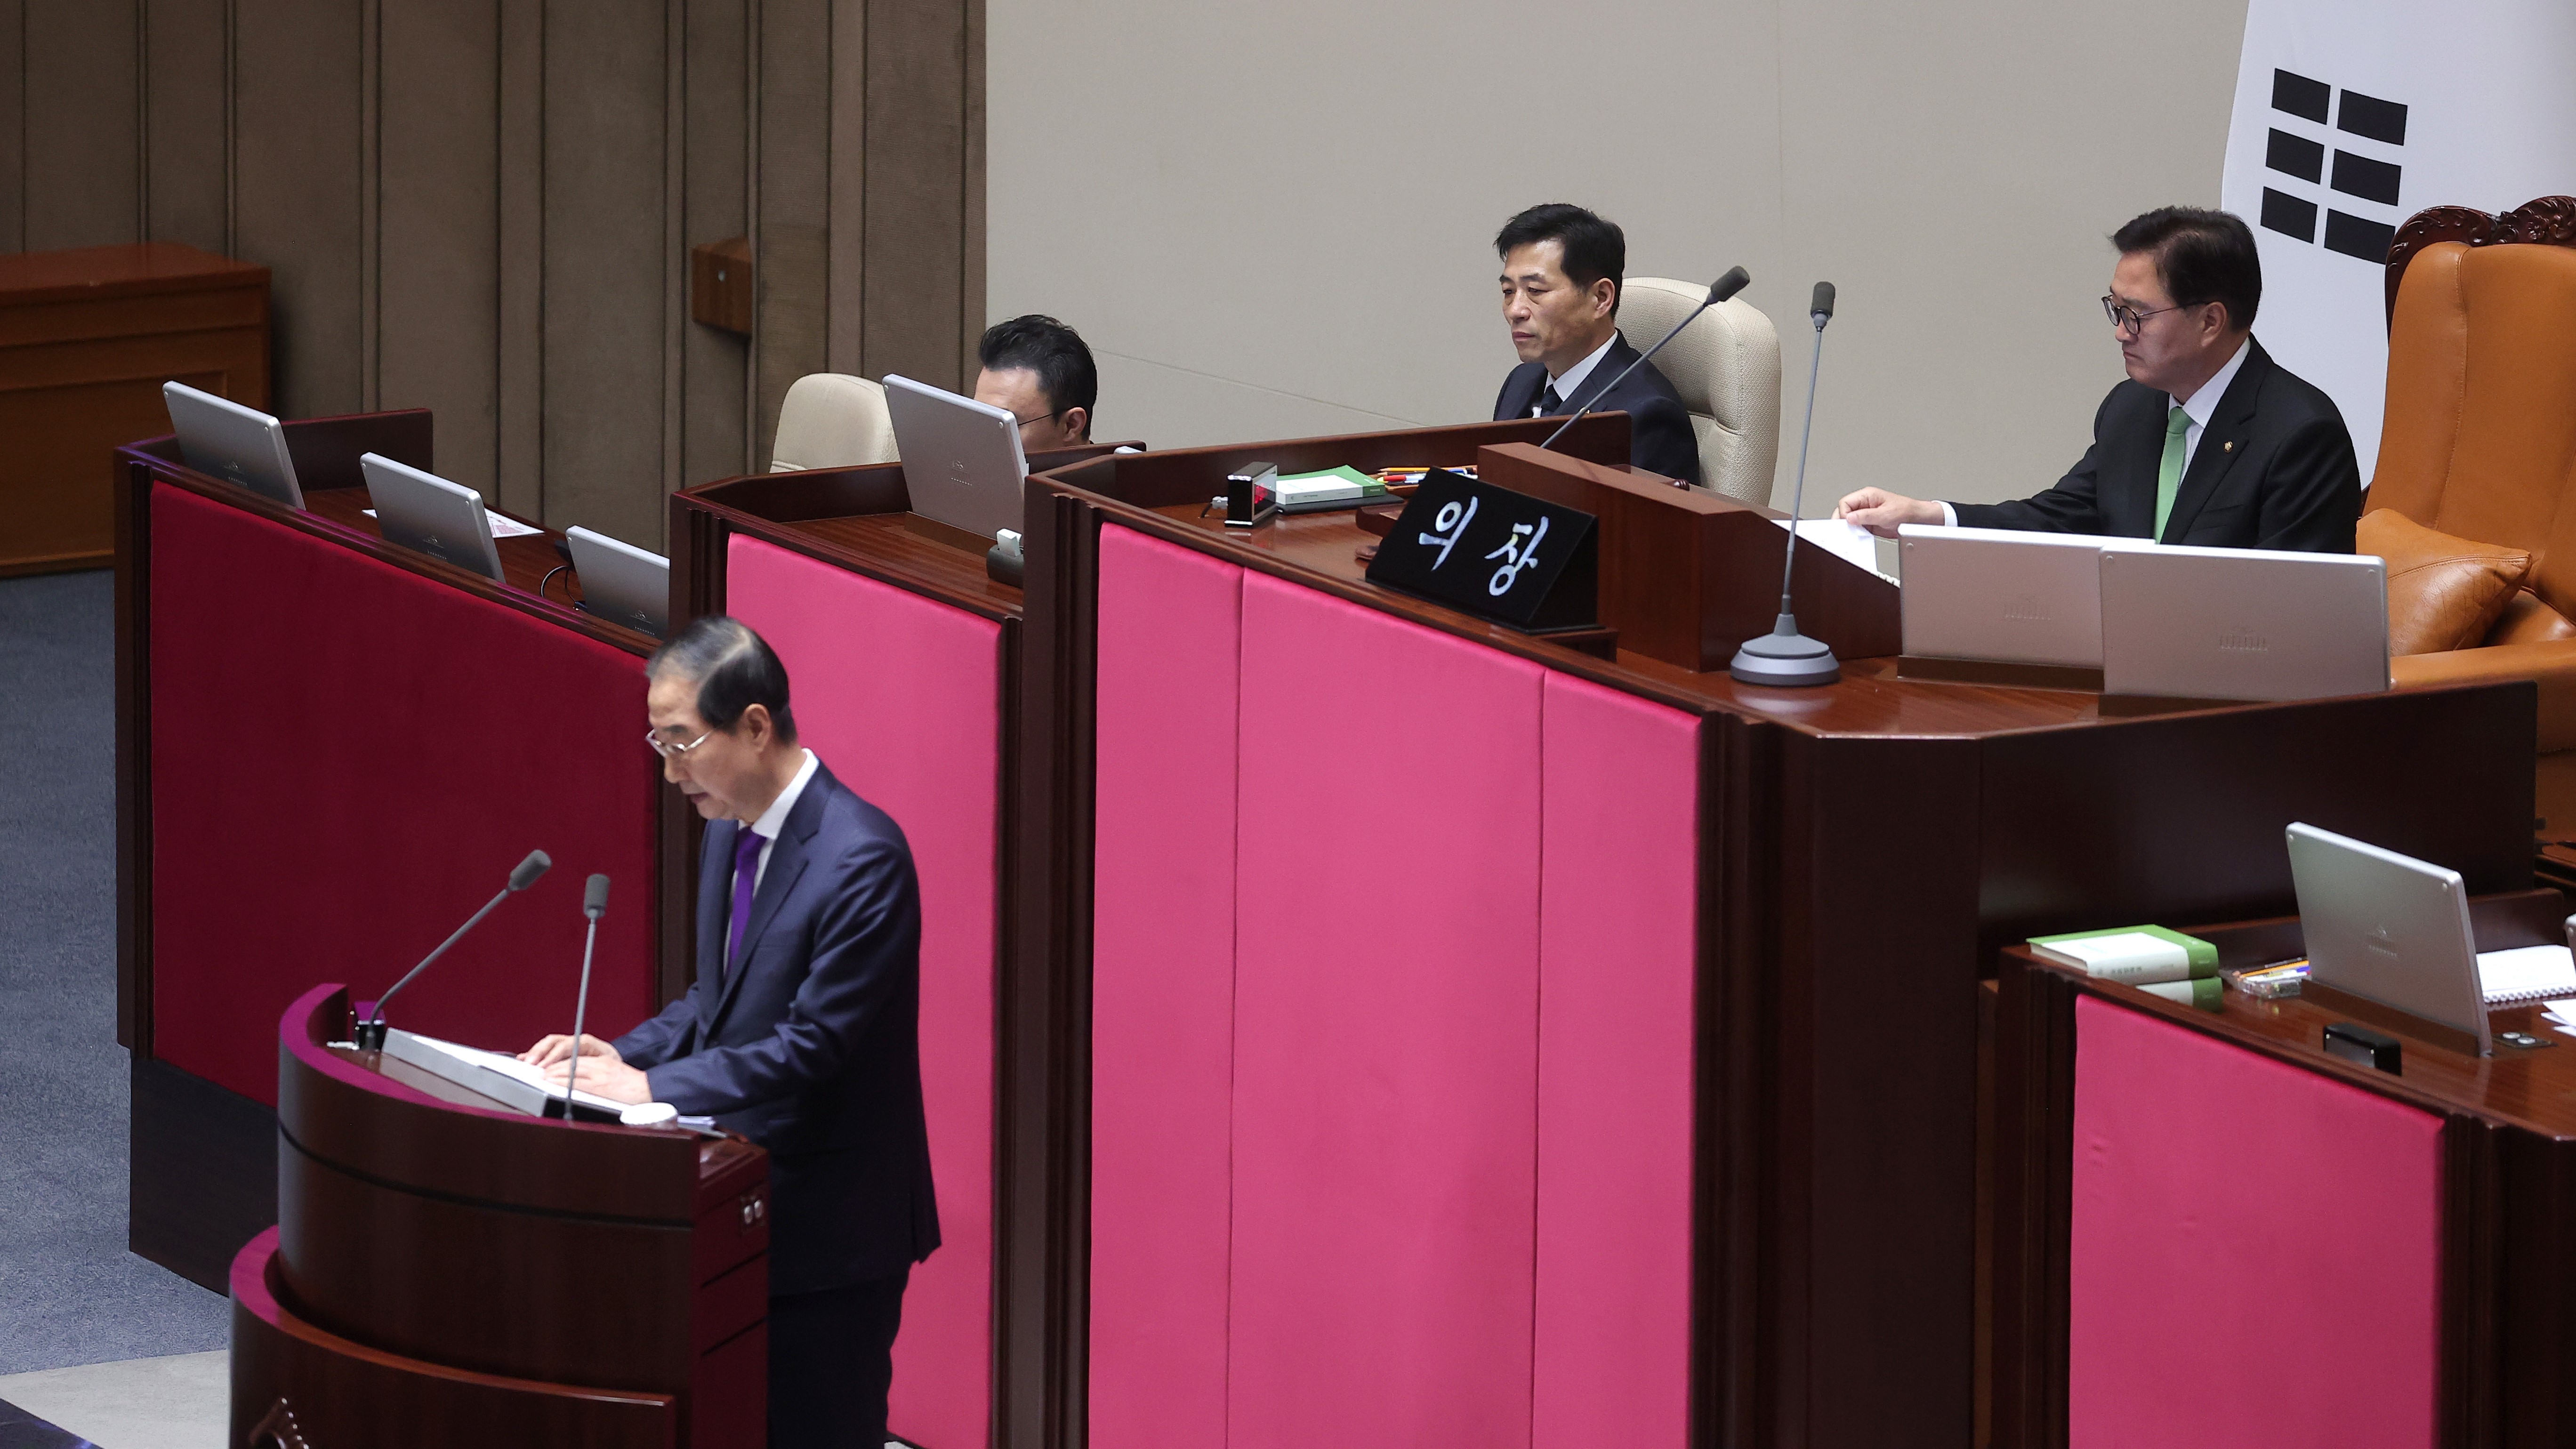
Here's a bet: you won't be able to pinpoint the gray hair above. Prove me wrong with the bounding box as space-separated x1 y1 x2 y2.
647 615 797 741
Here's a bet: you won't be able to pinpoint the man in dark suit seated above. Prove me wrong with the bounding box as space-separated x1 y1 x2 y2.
1836 206 2360 552
1491 202 1701 488
972 312 1097 450
523 615 938 1449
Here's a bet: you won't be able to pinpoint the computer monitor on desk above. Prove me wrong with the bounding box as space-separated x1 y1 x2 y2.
884 373 1029 540
361 453 506 582
163 381 304 509
566 526 670 638
1898 524 2105 668
2100 542 2387 701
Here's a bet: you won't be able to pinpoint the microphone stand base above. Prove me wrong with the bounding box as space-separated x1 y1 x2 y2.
1728 615 1842 687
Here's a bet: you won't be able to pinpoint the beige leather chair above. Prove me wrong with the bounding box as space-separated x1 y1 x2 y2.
2372 198 2576 830
768 373 898 471
1618 276 1781 505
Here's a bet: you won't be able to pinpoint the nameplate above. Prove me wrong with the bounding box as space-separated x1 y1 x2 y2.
1362 469 1597 631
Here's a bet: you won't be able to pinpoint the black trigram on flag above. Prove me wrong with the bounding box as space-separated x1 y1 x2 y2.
2258 68 2408 262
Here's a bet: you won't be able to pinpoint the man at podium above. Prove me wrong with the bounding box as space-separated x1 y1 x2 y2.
523 615 940 1449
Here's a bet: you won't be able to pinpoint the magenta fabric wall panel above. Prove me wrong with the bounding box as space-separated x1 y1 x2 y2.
724 536 1001 1449
2068 995 2442 1448
1532 673 1700 1447
149 484 657 1107
1228 574 1546 1449
1087 525 1247 1449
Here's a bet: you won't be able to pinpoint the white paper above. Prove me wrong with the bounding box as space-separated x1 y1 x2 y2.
412 1034 629 1114
363 506 543 539
1772 516 1895 582
2476 943 2576 1003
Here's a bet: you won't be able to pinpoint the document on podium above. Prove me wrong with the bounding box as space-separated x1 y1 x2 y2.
382 1028 630 1118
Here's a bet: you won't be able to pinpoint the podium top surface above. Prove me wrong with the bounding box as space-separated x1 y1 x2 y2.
279 985 763 1224
0 241 268 301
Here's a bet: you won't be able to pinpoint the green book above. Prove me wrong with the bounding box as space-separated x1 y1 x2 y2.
1272 465 1387 507
2027 925 2220 985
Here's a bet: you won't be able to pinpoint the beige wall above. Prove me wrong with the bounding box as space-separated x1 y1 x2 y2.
0 0 982 549
989 0 2248 512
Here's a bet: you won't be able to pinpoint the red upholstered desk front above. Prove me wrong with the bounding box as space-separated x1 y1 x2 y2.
147 482 659 1106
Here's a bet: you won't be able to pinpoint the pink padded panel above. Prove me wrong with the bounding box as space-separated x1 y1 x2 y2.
1088 525 1245 1448
1533 673 1700 1447
149 484 656 1106
2069 995 2442 1448
724 536 999 1449
1229 574 1545 1449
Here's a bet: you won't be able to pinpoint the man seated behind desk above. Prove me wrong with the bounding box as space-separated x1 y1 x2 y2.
972 312 1097 452
1492 203 1701 488
522 616 938 1449
1836 206 2360 552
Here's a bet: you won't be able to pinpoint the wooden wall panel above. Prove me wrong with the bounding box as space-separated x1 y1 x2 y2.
0 0 975 552
24 3 140 251
378 0 503 499
541 0 671 547
142 0 227 254
233 0 364 420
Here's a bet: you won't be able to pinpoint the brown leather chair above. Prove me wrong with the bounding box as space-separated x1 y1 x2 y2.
2375 197 2576 830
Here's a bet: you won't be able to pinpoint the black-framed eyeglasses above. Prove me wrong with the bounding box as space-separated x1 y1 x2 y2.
2101 294 2184 336
1008 408 1065 432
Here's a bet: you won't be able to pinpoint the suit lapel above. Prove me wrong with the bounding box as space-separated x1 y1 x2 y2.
703 769 830 1032
692 824 734 1030
1564 335 1637 413
2157 342 2267 544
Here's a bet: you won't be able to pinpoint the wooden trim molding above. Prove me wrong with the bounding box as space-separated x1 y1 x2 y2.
2385 195 2576 322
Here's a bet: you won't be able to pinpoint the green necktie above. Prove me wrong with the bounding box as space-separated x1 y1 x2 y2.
2153 405 2191 540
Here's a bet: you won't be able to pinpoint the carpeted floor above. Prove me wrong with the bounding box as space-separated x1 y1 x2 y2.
0 572 230 1374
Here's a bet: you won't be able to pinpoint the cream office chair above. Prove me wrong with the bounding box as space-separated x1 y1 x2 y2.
767 372 899 471
1618 277 1781 504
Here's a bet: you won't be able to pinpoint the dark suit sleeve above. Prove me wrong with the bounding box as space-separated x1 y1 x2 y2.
2250 415 2362 552
1950 390 2117 534
612 987 701 1071
640 837 918 1116
1630 395 1702 488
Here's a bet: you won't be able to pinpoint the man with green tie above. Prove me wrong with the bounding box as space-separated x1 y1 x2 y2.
1835 206 2360 552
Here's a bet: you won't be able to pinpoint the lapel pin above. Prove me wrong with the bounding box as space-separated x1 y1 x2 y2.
2222 440 2235 453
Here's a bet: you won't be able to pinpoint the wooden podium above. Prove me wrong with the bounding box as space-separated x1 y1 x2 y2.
231 984 769 1447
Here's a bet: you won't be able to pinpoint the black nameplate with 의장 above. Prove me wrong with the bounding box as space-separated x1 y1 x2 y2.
1363 468 1597 630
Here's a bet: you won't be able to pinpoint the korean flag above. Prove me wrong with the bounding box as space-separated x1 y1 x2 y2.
2219 0 2576 485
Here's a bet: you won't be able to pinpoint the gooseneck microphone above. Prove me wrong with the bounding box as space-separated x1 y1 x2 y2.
355 850 550 1050
1539 266 1751 465
561 874 612 1115
1729 281 1843 687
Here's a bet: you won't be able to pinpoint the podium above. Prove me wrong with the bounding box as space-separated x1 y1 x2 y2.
1015 431 2535 1447
232 984 769 1447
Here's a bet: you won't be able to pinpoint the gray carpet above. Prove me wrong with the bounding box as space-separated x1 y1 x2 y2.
0 571 230 1374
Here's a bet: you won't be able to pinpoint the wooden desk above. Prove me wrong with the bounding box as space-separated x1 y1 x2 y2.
1015 432 2536 1449
1 243 268 575
669 443 1119 1449
1996 894 2576 1446
234 984 767 1447
116 415 680 1292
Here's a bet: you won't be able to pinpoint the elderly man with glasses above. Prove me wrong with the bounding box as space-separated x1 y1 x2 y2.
520 614 938 1449
1837 206 2360 553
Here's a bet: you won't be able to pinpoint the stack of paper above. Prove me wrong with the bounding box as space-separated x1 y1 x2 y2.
2537 997 2576 1039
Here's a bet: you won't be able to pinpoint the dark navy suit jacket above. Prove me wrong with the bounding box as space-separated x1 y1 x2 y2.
1951 338 2360 552
613 760 941 1293
1492 332 1702 487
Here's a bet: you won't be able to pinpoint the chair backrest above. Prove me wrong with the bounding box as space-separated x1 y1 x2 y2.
2375 234 2576 618
769 372 898 472
1617 276 1782 505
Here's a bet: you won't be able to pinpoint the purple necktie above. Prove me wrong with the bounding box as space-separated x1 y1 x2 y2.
725 825 765 974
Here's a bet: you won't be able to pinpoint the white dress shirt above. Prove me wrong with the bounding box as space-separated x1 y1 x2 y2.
1531 331 1621 416
735 748 820 898
1936 338 2254 528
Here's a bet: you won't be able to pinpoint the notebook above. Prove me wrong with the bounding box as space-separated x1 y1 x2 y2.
2476 944 2576 1005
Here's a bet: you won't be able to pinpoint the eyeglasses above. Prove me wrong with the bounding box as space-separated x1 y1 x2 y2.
2101 294 2184 336
646 727 715 760
1008 408 1064 432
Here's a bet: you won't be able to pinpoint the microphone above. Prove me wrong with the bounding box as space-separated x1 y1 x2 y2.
355 850 550 1050
1729 281 1843 687
1539 266 1750 467
561 875 611 1116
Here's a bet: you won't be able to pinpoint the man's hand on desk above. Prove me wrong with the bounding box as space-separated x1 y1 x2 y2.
1835 487 1945 538
518 1033 654 1107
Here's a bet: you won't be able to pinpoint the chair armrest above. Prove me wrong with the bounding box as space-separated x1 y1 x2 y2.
2392 642 2576 750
